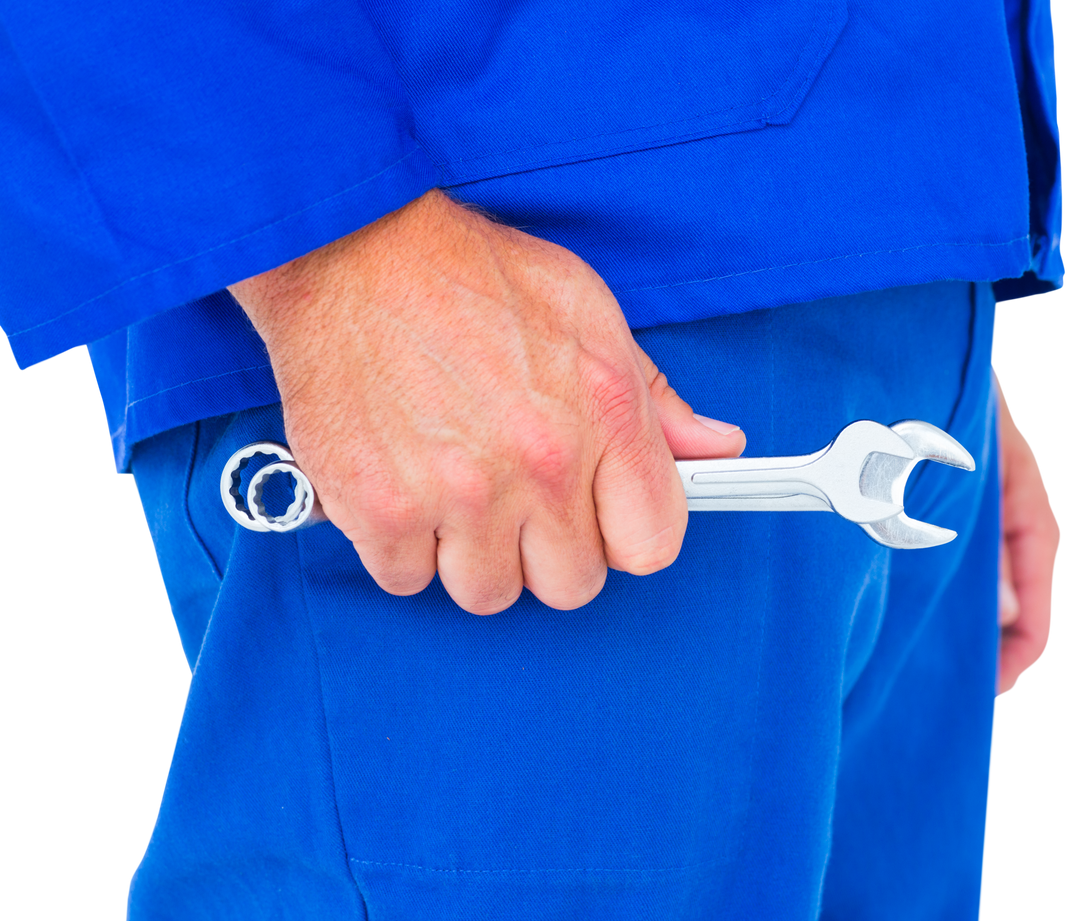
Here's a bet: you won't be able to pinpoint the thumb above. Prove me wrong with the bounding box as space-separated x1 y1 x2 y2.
636 345 747 460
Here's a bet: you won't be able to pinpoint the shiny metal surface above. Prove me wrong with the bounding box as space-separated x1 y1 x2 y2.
220 419 974 549
220 441 325 532
677 419 975 549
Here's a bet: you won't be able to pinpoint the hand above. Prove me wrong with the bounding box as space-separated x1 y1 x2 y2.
996 377 1058 692
230 190 745 614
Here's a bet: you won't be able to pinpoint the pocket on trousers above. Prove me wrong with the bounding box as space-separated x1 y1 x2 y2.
389 0 848 183
297 515 774 919
159 408 291 664
131 420 224 668
900 282 997 530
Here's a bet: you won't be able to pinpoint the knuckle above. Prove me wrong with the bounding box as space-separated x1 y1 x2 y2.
360 488 425 538
647 369 671 401
636 348 660 384
346 507 438 595
581 357 645 436
513 426 579 493
429 448 498 517
446 462 498 516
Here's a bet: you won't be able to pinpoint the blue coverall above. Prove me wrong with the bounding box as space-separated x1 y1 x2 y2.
0 1 1061 917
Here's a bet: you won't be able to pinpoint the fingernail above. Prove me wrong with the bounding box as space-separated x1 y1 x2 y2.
693 413 741 436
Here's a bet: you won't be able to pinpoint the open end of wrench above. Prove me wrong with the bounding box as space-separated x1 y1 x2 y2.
859 512 957 549
854 420 975 549
889 420 975 470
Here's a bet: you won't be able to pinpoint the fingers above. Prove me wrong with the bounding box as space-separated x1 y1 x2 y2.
998 516 1057 692
998 545 1021 629
583 353 688 575
344 495 440 598
996 383 1059 693
326 344 741 611
435 519 525 616
429 414 607 612
238 179 747 616
997 472 1058 692
519 494 608 610
352 488 609 616
636 345 746 460
341 438 608 614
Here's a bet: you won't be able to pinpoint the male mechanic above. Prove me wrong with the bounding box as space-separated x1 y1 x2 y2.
0 1 1060 918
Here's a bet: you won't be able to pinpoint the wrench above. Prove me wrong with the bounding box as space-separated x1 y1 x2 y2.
219 441 321 534
678 419 975 549
220 419 974 549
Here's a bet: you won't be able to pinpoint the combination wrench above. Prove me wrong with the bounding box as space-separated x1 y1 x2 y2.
220 419 975 550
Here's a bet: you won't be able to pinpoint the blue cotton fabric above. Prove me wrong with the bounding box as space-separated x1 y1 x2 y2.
130 281 1000 919
0 1 1061 469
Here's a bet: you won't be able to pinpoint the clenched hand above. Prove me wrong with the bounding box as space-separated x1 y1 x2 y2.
230 190 745 614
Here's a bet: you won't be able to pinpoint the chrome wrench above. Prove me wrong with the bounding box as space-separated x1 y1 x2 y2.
221 419 974 549
678 419 975 549
219 441 321 534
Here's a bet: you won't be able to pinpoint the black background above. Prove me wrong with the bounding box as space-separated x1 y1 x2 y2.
2 291 1062 911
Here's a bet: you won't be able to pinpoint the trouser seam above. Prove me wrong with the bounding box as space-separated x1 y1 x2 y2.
296 535 370 920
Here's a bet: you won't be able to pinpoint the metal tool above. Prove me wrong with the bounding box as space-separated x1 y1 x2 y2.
221 419 974 549
678 419 975 548
220 441 324 533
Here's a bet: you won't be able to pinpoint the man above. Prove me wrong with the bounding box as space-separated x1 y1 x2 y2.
0 1 1060 917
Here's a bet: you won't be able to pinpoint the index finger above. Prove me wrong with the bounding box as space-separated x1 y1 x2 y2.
587 365 687 575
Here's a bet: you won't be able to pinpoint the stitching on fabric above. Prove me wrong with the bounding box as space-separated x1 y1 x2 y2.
297 537 370 918
443 114 768 182
906 283 980 500
946 282 981 434
122 362 274 411
11 210 1027 352
80 236 1030 373
825 286 994 732
347 857 724 875
610 237 1033 296
95 239 1027 421
9 149 424 339
762 2 841 125
434 0 841 168
183 420 223 582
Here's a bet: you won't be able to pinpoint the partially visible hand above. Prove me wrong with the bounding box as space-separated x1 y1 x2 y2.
230 190 744 615
996 377 1058 692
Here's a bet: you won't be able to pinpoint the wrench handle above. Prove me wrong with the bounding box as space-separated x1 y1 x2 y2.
677 448 832 507
686 493 834 513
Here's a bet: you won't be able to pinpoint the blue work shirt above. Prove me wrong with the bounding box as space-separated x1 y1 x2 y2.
0 0 1061 469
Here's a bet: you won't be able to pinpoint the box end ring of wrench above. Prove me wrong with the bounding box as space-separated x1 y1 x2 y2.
220 442 321 533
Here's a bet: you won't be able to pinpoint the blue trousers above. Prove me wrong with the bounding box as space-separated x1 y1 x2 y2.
130 281 999 920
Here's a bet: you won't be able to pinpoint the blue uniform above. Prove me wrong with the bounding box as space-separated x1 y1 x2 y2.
131 281 999 919
0 2 1059 917
0 1 1061 466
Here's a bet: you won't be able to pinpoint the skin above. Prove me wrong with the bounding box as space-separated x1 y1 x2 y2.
997 380 1058 692
231 189 1056 689
231 190 745 615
